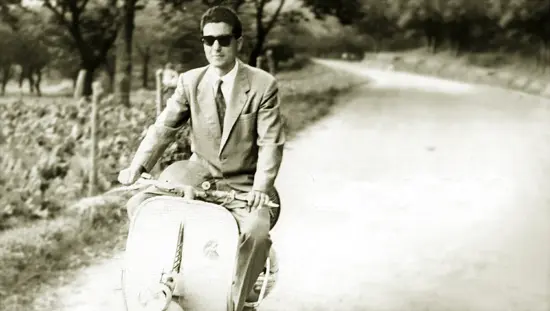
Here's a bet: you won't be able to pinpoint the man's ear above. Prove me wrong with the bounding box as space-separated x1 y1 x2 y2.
236 36 243 51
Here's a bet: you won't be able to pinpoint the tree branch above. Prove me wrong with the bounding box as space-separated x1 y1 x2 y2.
67 0 81 19
264 0 285 34
42 0 70 28
256 0 267 34
78 0 91 13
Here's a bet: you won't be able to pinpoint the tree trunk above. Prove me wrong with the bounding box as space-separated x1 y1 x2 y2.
142 48 150 89
83 66 95 96
103 58 115 93
77 60 101 97
0 65 11 96
249 45 262 67
249 31 266 67
114 0 136 107
34 68 42 97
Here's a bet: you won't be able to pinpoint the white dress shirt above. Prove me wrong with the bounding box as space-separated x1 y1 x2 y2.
205 60 239 108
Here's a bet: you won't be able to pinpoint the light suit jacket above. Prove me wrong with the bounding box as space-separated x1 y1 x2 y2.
130 59 285 193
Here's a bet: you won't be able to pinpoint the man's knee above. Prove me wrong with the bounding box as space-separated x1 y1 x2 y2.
240 208 271 242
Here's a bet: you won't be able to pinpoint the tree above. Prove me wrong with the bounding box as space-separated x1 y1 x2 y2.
114 0 138 106
0 24 16 95
0 0 20 28
40 0 120 96
354 0 398 52
301 0 364 25
499 0 550 68
162 0 364 67
239 0 287 66
114 0 201 105
133 6 167 89
12 9 52 96
396 0 445 53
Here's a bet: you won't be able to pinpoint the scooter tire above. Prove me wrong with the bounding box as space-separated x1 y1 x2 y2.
268 189 281 230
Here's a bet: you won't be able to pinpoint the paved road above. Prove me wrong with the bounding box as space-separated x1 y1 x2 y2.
44 60 550 311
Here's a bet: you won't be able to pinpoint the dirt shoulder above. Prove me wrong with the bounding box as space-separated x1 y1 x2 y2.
362 50 550 99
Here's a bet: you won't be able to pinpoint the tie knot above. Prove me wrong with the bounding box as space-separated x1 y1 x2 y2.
215 79 223 90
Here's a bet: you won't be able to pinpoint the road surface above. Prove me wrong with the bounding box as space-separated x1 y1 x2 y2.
41 59 550 311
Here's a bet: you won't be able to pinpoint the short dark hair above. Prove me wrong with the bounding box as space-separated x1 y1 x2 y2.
200 6 242 39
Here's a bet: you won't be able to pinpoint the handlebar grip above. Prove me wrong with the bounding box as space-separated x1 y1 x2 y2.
207 191 279 208
233 193 279 208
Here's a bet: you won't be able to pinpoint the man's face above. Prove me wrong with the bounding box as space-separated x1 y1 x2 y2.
202 22 242 71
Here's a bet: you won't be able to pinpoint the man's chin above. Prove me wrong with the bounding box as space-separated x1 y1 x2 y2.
210 58 234 69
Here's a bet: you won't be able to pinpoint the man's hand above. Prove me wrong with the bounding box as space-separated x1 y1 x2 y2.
181 185 196 200
117 165 145 185
246 190 270 211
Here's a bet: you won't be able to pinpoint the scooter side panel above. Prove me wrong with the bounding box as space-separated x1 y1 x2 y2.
123 196 240 311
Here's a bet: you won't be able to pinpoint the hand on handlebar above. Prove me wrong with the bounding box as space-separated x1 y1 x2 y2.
118 166 145 185
246 191 271 211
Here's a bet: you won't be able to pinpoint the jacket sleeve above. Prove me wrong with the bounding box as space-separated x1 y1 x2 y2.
252 77 286 192
130 73 191 172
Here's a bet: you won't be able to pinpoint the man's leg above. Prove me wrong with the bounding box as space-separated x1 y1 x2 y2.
230 206 272 311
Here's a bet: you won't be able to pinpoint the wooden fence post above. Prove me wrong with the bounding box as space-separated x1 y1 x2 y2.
74 69 86 99
266 49 276 74
89 81 104 197
155 68 163 117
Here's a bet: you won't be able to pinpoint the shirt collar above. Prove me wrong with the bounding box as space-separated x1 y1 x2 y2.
207 59 239 85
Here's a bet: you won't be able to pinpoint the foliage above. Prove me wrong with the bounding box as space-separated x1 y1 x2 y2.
0 92 163 231
4 0 550 98
301 0 364 25
344 0 550 65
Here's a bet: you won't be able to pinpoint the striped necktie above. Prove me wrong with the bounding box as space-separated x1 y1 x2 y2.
215 79 226 131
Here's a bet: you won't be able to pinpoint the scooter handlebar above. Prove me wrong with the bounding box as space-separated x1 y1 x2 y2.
135 174 279 208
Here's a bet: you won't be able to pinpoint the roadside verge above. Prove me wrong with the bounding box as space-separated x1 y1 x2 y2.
361 52 550 99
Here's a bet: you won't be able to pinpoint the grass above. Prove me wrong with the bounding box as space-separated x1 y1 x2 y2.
0 58 369 311
0 216 128 310
370 47 550 95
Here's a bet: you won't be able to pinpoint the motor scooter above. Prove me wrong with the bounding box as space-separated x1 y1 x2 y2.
120 161 280 311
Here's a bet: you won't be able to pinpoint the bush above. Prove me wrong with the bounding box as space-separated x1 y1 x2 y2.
0 92 191 231
465 53 512 68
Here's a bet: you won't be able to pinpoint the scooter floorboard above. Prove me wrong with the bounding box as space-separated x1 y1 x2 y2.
123 196 240 311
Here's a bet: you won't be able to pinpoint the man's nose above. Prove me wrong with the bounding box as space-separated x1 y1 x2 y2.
212 40 221 50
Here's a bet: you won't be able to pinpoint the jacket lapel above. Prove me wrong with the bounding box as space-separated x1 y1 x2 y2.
219 60 250 156
196 68 222 139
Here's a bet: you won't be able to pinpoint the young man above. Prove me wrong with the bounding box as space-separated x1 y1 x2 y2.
118 5 285 311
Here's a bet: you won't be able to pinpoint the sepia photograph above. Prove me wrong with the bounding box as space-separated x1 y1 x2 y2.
0 0 549 310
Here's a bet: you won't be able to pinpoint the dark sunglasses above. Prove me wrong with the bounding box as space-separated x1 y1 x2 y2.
201 35 234 47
